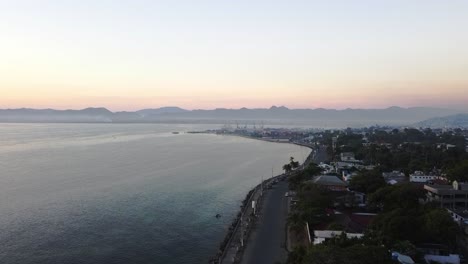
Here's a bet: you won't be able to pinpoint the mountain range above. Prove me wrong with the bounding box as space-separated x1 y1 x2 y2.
0 106 466 127
415 114 468 128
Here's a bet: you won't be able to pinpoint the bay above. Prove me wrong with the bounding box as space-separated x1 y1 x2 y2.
0 123 310 264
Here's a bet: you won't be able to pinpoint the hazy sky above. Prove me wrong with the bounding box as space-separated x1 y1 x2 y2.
1 0 467 110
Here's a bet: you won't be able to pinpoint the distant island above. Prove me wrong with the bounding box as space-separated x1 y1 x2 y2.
0 106 466 127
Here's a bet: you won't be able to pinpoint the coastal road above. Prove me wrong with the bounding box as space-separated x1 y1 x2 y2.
313 145 328 164
240 180 289 264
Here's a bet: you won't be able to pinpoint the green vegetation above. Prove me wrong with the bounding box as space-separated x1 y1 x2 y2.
447 159 468 181
288 182 459 264
283 163 292 173
286 128 466 264
290 157 300 169
288 177 332 228
367 184 458 248
288 163 322 190
326 128 467 174
283 157 300 173
348 169 387 194
295 183 332 226
288 234 393 264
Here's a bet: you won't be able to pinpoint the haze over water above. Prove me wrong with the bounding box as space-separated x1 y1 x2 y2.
0 124 310 264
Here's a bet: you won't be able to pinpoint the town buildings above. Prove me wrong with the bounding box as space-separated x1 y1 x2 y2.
424 181 468 208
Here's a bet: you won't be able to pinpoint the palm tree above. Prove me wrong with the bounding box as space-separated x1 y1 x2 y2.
289 157 300 170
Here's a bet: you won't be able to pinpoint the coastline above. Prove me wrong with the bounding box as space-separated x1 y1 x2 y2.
204 131 315 263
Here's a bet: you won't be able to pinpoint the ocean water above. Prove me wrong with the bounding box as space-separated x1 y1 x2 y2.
0 124 310 264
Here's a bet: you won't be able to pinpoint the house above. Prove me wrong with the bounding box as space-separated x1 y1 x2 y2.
334 161 364 172
447 208 468 226
309 175 348 192
446 144 457 150
339 212 376 233
410 171 444 183
391 252 415 264
382 171 406 185
424 254 460 264
313 230 363 245
437 143 457 150
424 181 468 209
340 152 356 162
318 162 335 174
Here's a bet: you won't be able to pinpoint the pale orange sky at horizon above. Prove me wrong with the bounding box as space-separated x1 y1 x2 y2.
1 1 468 111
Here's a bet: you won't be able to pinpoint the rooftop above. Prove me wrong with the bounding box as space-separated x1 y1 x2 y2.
424 184 468 195
311 175 348 187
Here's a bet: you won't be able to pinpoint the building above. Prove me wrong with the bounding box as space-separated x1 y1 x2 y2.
424 254 460 264
447 207 468 235
391 252 415 264
382 171 406 185
340 152 356 162
447 208 468 227
424 181 468 208
309 175 348 192
318 162 335 174
313 230 363 245
410 171 444 183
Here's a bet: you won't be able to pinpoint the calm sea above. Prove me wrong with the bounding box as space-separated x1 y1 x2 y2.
0 124 310 264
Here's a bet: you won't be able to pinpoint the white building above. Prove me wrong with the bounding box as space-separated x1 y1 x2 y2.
382 171 407 185
313 230 363 245
318 163 335 174
409 171 444 183
424 254 460 264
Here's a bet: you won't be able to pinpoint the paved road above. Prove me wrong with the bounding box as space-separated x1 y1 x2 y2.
241 180 289 264
313 145 328 164
221 185 262 264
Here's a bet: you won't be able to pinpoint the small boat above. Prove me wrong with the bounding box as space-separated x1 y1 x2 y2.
172 132 180 134
215 214 222 218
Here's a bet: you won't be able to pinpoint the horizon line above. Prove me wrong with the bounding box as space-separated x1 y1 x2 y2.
1 105 466 112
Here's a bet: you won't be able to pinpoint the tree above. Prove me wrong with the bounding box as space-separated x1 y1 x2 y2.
287 246 307 264
290 157 300 169
447 159 468 182
368 184 424 212
370 208 424 245
348 169 387 194
288 212 306 234
301 244 393 264
283 163 292 173
423 208 459 246
368 185 457 248
304 163 322 176
392 240 418 258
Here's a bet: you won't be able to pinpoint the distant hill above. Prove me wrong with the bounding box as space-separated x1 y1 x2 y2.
416 113 468 128
137 107 188 117
0 106 465 127
0 107 114 123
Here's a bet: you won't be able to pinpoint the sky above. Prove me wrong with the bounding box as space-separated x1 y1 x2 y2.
1 0 467 111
